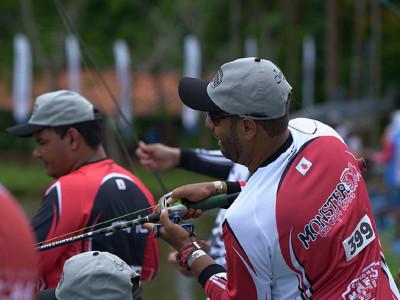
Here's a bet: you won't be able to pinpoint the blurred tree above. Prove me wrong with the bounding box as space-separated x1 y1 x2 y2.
350 0 367 100
280 0 300 105
325 0 341 101
0 0 397 112
19 0 85 90
369 0 382 99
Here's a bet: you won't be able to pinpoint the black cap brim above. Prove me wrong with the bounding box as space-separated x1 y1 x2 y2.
178 77 223 112
37 288 57 300
6 123 45 137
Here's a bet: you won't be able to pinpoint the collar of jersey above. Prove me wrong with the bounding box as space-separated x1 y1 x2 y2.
80 157 109 168
257 133 293 170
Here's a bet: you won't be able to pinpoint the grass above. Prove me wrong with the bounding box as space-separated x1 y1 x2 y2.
1 154 400 298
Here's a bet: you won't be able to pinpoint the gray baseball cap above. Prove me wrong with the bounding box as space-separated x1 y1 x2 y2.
6 90 101 137
178 57 292 119
55 251 141 300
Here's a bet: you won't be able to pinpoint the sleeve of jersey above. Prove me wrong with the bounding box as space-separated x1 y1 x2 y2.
198 264 229 299
180 149 233 179
201 264 251 300
31 181 80 287
31 186 61 264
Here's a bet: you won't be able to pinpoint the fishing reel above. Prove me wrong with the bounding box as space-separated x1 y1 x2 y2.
153 192 195 239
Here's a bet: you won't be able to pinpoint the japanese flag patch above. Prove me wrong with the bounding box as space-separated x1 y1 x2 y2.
296 157 312 176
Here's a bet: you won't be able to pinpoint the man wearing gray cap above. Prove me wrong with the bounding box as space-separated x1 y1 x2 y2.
7 90 159 291
145 58 400 299
38 251 143 300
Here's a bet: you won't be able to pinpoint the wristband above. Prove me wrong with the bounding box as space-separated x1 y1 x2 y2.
186 249 207 269
213 181 223 195
223 181 227 192
176 240 210 270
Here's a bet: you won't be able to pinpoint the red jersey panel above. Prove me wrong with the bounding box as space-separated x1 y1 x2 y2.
32 159 159 289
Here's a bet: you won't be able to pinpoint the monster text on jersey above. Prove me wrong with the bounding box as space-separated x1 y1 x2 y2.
298 163 361 249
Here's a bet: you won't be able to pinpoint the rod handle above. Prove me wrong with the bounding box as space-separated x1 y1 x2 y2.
184 192 240 211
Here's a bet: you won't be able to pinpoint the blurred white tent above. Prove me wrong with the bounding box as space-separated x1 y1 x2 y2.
13 33 32 124
65 34 81 93
244 35 258 57
113 39 132 134
302 35 316 108
182 34 201 135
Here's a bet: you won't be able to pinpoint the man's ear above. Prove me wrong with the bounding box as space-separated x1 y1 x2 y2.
66 128 81 150
241 118 257 140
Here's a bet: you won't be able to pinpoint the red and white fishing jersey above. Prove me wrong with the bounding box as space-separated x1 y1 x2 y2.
204 118 400 300
0 183 38 300
33 159 159 290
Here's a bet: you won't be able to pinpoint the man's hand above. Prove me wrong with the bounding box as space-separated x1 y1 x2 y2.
143 209 195 251
135 141 180 172
167 182 224 219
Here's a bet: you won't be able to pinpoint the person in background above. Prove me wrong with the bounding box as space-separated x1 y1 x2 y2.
37 251 143 300
0 182 38 299
328 112 364 159
145 57 400 299
370 110 400 251
334 120 364 159
6 90 159 290
136 142 249 270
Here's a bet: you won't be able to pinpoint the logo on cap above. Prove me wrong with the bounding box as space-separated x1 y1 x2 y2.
210 68 224 89
273 68 286 84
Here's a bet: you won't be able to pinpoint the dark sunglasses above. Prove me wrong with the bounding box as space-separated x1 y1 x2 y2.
206 112 236 127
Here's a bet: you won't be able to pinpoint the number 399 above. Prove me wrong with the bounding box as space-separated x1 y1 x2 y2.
343 215 376 262
347 222 374 255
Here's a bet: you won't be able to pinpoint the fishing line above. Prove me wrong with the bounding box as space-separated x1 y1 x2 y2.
288 97 318 135
53 0 168 193
36 193 240 250
53 0 138 175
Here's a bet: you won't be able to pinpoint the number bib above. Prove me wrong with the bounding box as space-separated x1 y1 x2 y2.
342 214 375 262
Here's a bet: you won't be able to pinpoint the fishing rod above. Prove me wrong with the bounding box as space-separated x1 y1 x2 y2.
37 192 240 252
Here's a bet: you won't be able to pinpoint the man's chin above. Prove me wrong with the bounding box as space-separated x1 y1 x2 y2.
220 149 235 163
45 169 58 179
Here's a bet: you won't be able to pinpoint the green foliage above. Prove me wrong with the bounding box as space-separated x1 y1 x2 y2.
0 0 399 105
0 157 52 217
0 111 36 152
382 9 400 89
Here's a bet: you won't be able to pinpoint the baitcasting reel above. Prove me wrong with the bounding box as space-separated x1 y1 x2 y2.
153 192 194 239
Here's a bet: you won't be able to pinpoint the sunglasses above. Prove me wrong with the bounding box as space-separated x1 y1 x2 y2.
206 112 237 127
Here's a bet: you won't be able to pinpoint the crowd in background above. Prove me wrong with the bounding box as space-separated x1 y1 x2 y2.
329 110 400 255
